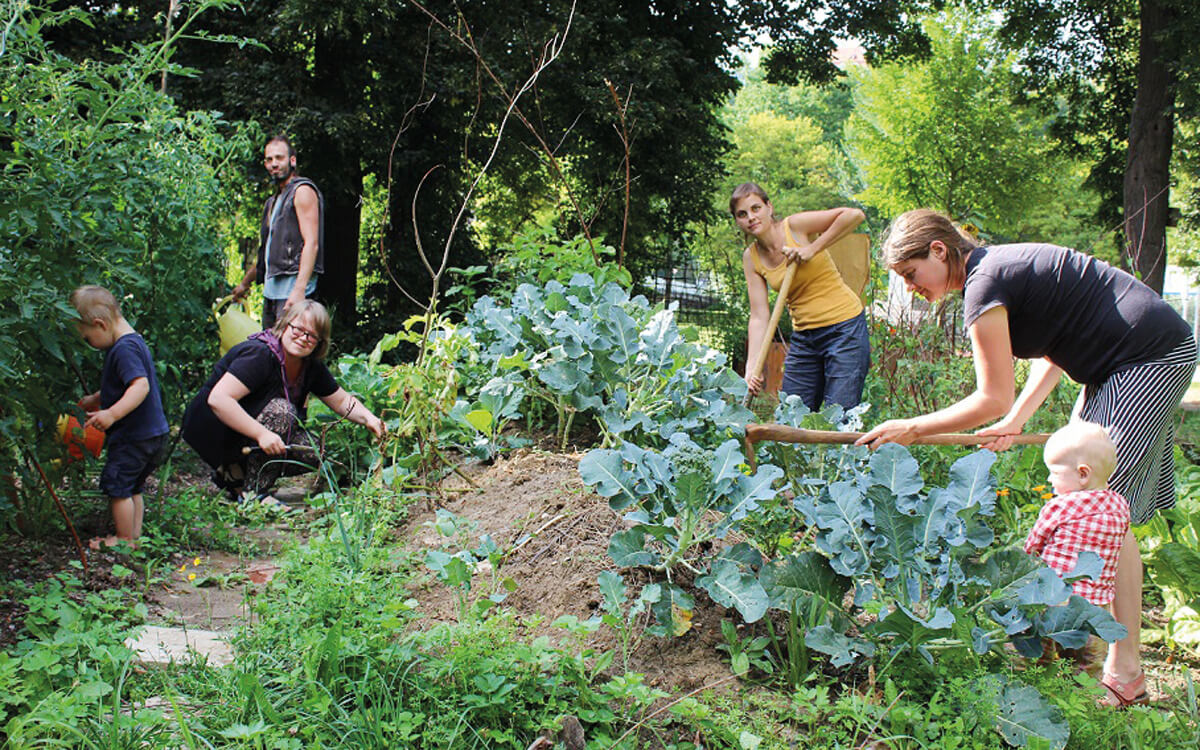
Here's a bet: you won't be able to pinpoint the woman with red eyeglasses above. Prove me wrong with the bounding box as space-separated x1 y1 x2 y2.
183 300 384 509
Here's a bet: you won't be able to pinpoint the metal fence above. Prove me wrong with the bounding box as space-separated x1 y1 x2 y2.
1163 292 1200 341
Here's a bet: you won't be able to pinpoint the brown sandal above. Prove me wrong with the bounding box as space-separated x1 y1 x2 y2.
1101 671 1150 707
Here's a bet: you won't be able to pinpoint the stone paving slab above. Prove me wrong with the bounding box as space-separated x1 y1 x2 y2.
125 625 234 667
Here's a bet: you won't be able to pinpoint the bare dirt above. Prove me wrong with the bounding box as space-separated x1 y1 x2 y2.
401 449 738 694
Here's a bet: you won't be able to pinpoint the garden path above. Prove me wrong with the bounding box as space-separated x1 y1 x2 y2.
135 494 299 665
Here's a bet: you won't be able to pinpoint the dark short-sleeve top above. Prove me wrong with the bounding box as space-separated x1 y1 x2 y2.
101 333 168 443
181 338 337 468
962 244 1192 385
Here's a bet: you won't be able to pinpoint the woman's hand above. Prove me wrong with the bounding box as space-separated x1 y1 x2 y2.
365 414 386 439
781 244 813 264
257 429 287 456
745 373 764 396
855 419 920 449
975 418 1025 452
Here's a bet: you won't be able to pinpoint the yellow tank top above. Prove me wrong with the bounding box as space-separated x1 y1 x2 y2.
749 223 863 331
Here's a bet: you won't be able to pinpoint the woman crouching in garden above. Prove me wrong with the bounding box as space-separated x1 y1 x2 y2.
857 208 1197 706
182 300 385 510
731 182 870 411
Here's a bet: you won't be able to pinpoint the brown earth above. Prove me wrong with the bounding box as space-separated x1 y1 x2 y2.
401 449 737 694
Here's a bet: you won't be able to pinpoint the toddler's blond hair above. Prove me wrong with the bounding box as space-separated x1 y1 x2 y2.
70 285 122 325
1044 421 1117 486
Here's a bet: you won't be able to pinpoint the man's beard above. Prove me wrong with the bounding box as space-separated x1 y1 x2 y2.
271 166 294 185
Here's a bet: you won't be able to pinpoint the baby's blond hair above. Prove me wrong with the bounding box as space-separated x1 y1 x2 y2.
70 285 122 325
1044 421 1117 485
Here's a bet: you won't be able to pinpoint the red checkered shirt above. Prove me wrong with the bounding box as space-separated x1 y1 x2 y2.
1023 488 1130 606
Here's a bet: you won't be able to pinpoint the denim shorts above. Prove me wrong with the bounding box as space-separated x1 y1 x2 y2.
780 311 871 412
100 433 168 499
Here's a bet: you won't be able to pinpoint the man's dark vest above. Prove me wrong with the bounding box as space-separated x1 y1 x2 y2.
256 176 325 284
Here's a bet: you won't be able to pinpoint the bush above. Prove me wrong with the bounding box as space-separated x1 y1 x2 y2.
0 4 255 531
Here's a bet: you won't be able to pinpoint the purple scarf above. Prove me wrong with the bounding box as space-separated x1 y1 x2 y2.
248 330 304 406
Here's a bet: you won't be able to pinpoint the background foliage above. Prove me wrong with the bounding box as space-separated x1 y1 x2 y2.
0 1 254 518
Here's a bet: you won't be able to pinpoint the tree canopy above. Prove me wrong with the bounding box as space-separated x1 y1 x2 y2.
51 0 766 342
763 0 1200 292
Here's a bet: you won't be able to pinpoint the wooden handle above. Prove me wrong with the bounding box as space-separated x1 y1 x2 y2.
745 424 1050 447
241 444 312 455
744 261 798 405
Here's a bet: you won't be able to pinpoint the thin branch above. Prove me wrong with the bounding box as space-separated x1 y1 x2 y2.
159 0 180 93
27 451 87 575
406 0 595 257
605 79 632 267
374 22 437 308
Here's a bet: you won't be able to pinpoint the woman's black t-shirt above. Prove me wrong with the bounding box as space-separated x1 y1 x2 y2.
181 339 337 467
962 244 1191 385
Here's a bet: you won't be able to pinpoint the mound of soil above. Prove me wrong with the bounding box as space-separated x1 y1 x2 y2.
401 449 737 693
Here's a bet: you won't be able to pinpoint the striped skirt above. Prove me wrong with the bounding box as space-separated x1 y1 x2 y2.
1075 336 1198 525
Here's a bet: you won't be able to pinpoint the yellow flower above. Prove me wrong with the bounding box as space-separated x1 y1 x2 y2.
188 573 196 581
1041 492 1054 500
1032 485 1046 492
179 564 187 573
996 488 1010 497
193 557 202 567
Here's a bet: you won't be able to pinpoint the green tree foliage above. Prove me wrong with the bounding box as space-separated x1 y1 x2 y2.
726 112 841 213
727 65 855 148
761 0 1200 293
844 12 1059 229
57 0 761 346
988 0 1200 291
0 3 252 524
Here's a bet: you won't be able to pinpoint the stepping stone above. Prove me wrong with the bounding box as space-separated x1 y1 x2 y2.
125 625 234 667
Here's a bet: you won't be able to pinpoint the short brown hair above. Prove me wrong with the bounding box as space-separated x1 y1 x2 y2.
880 209 979 288
272 299 331 360
265 134 296 159
729 182 771 216
70 285 121 324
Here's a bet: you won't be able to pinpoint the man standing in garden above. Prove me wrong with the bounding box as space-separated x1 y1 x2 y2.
232 135 325 329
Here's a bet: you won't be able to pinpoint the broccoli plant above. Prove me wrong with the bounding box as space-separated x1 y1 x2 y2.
464 275 751 450
580 435 783 625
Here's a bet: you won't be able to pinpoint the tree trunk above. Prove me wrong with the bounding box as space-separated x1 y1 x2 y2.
315 160 362 337
1123 0 1176 294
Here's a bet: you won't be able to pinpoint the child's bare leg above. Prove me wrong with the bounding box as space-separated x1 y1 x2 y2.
131 493 144 538
110 495 138 542
1104 528 1142 681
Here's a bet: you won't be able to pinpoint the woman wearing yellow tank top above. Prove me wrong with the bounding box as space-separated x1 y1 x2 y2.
731 182 870 411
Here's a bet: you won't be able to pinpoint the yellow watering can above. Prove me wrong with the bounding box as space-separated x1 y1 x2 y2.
213 295 259 355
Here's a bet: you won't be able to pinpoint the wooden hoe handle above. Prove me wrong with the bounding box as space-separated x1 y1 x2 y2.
745 424 1050 447
742 424 1050 469
743 260 798 407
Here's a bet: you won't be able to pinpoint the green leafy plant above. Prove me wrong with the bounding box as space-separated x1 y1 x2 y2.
1140 495 1200 651
716 619 775 678
596 571 665 673
490 225 632 298
449 372 528 462
581 435 781 624
423 510 516 622
465 275 752 450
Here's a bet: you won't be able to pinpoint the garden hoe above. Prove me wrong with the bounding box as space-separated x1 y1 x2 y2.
742 424 1050 469
742 258 798 408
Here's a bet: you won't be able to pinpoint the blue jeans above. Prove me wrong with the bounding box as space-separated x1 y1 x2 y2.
780 312 870 412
